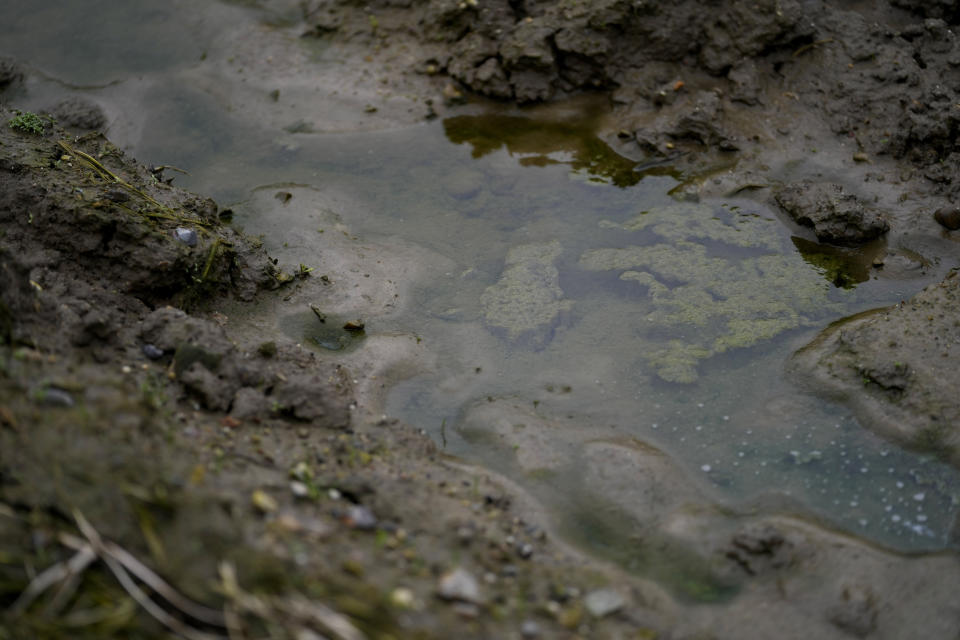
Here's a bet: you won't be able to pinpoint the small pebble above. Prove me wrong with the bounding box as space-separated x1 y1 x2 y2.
584 588 626 618
437 567 482 604
33 387 75 408
343 320 365 332
290 481 309 497
173 227 198 246
344 504 377 530
390 587 415 609
934 206 960 231
141 343 164 359
521 620 541 638
452 602 479 618
456 524 475 544
251 489 278 513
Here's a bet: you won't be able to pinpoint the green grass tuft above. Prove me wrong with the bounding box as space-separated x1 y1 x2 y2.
8 110 45 135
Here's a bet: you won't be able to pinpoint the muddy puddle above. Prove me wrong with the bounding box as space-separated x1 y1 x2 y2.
145 108 960 558
5 0 959 596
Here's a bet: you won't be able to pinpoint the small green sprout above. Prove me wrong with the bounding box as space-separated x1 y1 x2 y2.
7 110 45 135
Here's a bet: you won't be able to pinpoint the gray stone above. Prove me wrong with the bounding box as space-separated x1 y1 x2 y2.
437 567 482 604
520 620 541 638
584 587 626 618
32 386 75 408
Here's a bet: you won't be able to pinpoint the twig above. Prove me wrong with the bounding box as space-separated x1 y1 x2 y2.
793 38 834 57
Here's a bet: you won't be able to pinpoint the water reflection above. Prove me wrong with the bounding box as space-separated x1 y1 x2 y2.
443 113 671 187
792 236 885 289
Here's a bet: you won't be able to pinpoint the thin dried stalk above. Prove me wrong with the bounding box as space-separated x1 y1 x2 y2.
8 546 96 616
71 511 229 640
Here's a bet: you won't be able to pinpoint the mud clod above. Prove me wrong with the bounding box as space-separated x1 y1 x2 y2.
774 182 890 245
48 97 107 131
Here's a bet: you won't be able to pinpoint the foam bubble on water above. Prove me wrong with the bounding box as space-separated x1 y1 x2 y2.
701 464 712 472
914 492 926 502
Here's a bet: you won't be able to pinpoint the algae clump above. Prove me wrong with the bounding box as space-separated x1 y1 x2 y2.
481 240 572 349
581 202 844 382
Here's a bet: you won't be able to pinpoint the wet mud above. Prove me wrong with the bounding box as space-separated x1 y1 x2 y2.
3 0 960 638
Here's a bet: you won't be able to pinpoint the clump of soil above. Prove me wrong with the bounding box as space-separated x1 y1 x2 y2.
774 181 890 245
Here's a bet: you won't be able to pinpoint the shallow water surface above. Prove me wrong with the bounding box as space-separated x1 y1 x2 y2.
4 0 958 573
228 113 960 555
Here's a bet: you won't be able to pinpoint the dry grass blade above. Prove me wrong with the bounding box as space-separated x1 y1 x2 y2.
218 563 366 640
60 597 137 628
200 238 223 282
7 545 97 616
71 510 229 640
57 140 210 227
60 531 226 627
57 140 120 182
279 595 366 640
